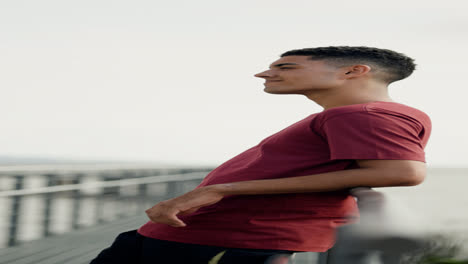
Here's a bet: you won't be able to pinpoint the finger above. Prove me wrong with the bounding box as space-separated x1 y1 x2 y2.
146 210 187 227
147 215 186 227
168 218 186 227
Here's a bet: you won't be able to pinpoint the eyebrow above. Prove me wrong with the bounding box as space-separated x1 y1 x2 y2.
269 63 300 69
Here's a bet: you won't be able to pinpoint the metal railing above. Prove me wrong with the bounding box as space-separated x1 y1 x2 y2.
0 166 212 248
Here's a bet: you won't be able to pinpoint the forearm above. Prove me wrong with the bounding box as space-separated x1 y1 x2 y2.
145 166 422 227
211 167 421 196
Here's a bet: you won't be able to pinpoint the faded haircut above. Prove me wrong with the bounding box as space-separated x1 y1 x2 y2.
281 46 416 84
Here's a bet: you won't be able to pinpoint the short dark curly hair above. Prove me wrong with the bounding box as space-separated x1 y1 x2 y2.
281 46 416 84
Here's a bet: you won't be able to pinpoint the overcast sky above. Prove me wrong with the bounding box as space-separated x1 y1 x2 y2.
0 0 467 167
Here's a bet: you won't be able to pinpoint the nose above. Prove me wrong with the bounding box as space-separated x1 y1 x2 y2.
254 70 274 78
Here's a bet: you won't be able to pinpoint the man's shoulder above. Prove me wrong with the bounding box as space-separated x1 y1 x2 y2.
315 101 431 128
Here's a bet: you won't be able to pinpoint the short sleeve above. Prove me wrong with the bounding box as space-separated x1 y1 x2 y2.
320 111 426 162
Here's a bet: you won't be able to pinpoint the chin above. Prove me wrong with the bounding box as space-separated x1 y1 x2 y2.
264 89 294 95
263 87 280 94
263 86 298 95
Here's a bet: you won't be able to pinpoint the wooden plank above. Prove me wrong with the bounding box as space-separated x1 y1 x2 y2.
0 216 143 258
0 215 148 264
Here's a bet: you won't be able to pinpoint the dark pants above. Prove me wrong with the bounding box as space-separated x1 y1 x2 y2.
90 230 295 264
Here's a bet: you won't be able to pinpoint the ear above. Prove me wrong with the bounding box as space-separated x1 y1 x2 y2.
343 65 372 79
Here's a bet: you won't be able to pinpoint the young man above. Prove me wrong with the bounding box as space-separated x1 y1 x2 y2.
90 46 432 264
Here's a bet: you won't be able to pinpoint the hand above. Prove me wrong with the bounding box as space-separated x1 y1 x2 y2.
145 186 225 227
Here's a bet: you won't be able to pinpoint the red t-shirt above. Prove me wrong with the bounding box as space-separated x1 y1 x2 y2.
138 101 432 252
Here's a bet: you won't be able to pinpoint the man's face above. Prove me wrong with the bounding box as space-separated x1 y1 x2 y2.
254 56 344 95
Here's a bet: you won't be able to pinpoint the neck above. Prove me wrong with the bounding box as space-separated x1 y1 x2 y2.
304 82 394 111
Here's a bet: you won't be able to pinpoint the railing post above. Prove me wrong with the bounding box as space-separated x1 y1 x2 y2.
117 171 134 218
71 174 84 230
165 181 183 199
138 183 148 213
43 174 57 237
8 175 24 247
95 174 106 224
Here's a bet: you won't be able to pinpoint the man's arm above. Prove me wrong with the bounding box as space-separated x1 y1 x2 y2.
145 159 426 227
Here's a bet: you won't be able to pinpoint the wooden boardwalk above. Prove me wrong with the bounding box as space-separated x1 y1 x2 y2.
0 214 324 264
0 215 148 264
